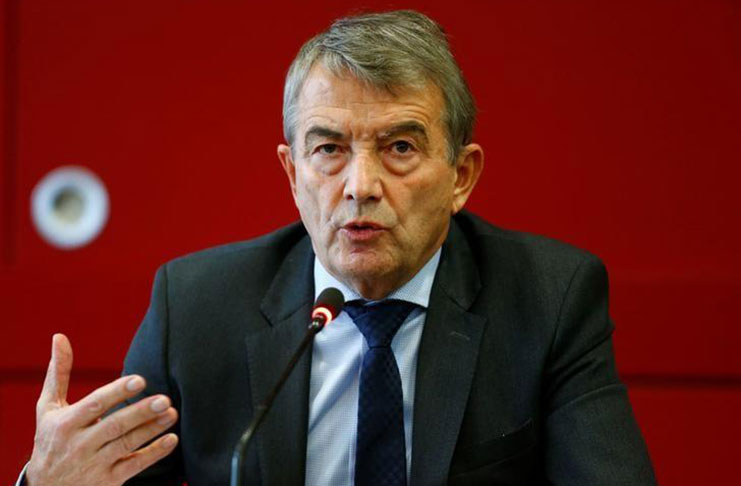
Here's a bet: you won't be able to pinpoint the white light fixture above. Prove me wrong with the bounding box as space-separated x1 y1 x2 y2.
31 166 110 249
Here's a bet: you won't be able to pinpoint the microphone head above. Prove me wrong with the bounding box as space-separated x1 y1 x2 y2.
312 287 345 325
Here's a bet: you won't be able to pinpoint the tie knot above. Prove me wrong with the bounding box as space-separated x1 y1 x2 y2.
344 300 418 348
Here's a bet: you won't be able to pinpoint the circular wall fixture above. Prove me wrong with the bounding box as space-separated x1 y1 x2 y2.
31 166 110 250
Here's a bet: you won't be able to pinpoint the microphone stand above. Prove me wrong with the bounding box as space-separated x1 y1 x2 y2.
230 318 325 486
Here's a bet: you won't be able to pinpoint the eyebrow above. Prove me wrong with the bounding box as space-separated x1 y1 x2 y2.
377 121 429 148
303 125 346 156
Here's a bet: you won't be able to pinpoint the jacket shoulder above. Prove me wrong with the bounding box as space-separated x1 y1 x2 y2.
452 211 606 318
161 221 308 286
454 211 602 271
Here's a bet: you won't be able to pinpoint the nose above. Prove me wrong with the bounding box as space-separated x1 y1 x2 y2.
343 153 383 203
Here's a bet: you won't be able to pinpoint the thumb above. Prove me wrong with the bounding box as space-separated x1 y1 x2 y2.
39 333 73 408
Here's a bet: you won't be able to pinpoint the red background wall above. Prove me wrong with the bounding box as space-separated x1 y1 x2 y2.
1 0 739 483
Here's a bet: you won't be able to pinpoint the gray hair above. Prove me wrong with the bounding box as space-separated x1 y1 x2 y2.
282 10 476 163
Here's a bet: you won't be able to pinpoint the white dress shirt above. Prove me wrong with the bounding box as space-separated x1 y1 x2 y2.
305 249 441 486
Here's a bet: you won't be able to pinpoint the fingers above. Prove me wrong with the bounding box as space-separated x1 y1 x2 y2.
98 405 177 462
111 433 179 483
38 333 74 411
92 394 177 454
30 334 180 485
65 374 147 427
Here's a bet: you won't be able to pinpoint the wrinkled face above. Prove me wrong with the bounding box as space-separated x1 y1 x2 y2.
278 65 481 299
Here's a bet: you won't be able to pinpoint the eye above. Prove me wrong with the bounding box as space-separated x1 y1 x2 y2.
317 144 340 155
390 141 414 154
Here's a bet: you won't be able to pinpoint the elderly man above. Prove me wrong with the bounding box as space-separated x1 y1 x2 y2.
22 10 655 486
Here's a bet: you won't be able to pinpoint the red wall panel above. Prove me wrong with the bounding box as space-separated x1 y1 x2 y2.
0 382 38 484
1 0 14 265
1 0 739 483
629 386 741 485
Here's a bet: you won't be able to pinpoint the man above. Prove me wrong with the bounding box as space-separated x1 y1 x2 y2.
21 10 655 485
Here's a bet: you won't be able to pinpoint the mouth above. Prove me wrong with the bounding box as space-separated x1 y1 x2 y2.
340 221 386 242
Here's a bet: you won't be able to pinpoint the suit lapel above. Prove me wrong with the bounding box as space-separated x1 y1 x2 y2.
410 219 486 485
244 235 315 484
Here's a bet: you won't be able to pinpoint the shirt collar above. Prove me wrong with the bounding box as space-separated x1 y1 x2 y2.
313 248 442 309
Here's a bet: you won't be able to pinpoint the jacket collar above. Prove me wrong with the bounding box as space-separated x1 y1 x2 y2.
410 215 486 485
245 234 315 483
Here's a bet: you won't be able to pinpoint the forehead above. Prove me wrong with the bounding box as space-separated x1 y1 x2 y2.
295 64 445 138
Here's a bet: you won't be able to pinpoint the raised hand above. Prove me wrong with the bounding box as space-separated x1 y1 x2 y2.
26 334 179 486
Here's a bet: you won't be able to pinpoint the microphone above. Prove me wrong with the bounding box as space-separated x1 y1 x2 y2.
230 287 345 486
309 287 345 332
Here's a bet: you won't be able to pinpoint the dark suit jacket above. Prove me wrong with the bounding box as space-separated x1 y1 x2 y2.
123 211 655 485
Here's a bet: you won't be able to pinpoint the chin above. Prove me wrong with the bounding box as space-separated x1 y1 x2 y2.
339 260 388 278
335 254 398 283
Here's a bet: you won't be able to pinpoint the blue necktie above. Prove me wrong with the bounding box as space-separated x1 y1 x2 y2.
345 300 418 486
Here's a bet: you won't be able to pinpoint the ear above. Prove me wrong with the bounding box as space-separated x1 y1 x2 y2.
277 144 298 202
451 143 484 214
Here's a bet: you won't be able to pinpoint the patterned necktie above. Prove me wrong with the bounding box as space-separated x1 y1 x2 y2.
344 299 418 486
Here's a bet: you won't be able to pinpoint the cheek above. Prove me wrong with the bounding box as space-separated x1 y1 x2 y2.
295 169 339 224
397 176 454 241
292 170 319 218
405 174 454 216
